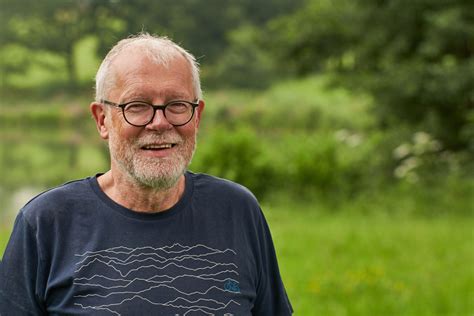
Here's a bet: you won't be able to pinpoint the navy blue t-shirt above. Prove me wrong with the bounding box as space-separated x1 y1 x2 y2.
0 172 292 315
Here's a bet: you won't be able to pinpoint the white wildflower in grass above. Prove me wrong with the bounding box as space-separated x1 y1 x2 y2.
335 129 350 142
346 134 362 147
335 130 363 147
411 131 443 155
404 157 419 169
393 143 411 159
392 132 443 182
394 165 408 178
413 131 431 145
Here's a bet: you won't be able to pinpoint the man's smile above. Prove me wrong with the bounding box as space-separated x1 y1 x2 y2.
141 143 176 150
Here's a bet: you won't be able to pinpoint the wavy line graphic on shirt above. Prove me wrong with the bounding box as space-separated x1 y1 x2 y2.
75 296 240 316
75 259 239 278
73 243 241 315
75 251 236 267
75 270 238 287
77 243 236 257
75 253 238 273
75 247 237 266
75 272 239 290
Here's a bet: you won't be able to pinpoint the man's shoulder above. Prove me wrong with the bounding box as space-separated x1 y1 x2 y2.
19 177 93 221
189 172 259 205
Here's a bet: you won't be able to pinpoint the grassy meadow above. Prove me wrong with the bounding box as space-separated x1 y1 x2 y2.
267 202 473 316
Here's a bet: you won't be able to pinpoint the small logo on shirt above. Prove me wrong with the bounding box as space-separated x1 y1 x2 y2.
224 280 240 293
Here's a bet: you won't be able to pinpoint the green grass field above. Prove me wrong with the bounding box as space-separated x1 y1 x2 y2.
1 200 472 315
265 204 473 316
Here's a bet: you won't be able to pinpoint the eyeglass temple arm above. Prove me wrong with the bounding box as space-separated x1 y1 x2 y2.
100 99 118 106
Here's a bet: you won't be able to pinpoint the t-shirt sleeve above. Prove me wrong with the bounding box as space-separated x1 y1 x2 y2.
252 209 293 316
0 212 47 315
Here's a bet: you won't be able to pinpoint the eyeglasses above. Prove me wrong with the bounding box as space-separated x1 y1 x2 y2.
101 99 200 127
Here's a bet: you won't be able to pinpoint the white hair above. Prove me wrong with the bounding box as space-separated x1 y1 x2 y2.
95 33 202 102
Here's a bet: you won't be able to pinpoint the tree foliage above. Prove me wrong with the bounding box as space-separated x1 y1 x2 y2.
1 0 472 151
0 0 301 88
265 0 474 150
0 0 111 86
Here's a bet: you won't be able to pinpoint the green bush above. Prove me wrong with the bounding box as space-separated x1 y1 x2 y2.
192 125 391 201
191 125 277 198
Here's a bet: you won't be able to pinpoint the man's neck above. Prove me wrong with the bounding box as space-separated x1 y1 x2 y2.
97 170 186 213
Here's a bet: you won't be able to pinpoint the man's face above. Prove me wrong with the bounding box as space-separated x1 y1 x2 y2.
104 51 203 189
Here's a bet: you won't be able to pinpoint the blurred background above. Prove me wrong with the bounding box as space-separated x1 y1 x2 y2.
0 0 473 314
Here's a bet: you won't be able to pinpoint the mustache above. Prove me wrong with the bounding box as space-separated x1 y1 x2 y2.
134 133 183 146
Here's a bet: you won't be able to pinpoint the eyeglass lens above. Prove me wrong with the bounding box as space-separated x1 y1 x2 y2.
123 101 194 126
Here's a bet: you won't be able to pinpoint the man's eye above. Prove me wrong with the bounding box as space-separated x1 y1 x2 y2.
167 102 189 113
125 103 150 113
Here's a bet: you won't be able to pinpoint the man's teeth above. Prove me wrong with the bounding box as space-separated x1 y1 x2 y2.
143 144 173 149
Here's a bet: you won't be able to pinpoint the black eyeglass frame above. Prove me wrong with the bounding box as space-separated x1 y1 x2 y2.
101 99 200 127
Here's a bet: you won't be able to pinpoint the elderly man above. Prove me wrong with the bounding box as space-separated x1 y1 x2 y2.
0 34 292 315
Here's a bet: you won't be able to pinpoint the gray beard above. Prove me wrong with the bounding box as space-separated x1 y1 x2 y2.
109 133 196 190
125 155 188 190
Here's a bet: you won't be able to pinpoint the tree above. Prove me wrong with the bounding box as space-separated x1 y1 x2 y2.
0 0 107 88
0 0 303 90
102 0 303 67
264 0 474 150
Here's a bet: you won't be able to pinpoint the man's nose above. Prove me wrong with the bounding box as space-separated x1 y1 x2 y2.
145 109 173 130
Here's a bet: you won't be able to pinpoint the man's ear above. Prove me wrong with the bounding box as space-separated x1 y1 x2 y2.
195 99 205 128
90 102 109 140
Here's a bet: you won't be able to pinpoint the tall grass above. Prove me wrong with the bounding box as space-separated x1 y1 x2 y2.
264 200 473 316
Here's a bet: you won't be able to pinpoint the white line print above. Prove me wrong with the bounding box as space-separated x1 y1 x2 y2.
183 308 214 316
75 252 167 266
75 251 237 271
75 259 237 278
75 284 237 299
164 297 229 307
75 243 187 257
74 303 121 316
75 245 237 266
74 276 238 290
76 243 236 258
74 273 239 290
74 269 238 284
75 248 228 266
74 303 220 316
77 295 240 311
74 243 240 315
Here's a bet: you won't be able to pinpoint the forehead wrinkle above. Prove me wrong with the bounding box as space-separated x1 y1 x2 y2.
117 77 194 103
118 84 191 102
